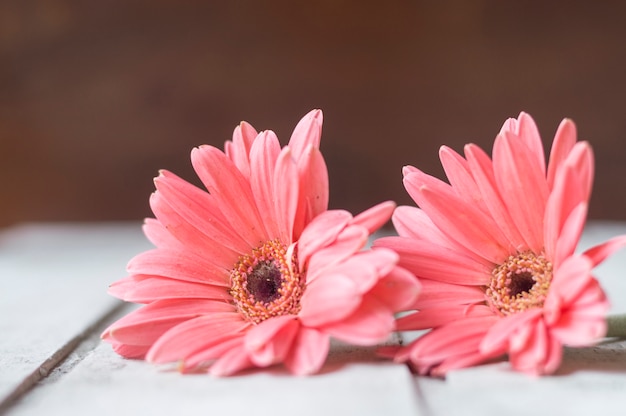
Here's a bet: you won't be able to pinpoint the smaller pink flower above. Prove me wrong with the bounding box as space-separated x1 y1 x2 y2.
102 110 420 376
376 112 626 376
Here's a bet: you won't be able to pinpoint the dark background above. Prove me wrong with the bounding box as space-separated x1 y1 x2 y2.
2 0 626 228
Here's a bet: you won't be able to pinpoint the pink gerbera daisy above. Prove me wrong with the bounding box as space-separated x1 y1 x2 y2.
102 110 419 376
375 112 626 376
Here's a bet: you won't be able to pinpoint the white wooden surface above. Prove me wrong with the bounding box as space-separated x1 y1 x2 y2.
2 222 626 415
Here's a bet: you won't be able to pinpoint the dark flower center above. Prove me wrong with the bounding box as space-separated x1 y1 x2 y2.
246 261 282 303
229 239 305 324
508 271 535 297
486 251 553 316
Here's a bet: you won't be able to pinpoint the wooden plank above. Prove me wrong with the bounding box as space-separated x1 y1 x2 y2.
9 338 418 416
0 223 150 406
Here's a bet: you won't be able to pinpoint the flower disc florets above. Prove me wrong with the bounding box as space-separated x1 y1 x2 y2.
486 251 553 316
230 239 305 324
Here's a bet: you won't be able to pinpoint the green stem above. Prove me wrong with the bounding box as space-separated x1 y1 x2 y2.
606 314 626 338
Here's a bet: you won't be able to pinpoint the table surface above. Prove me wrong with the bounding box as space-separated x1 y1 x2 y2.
1 222 626 416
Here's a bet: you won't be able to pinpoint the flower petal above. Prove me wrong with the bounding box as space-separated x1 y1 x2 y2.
322 297 395 345
147 313 249 363
226 121 258 178
127 248 229 286
464 143 526 251
103 299 234 346
288 109 323 162
375 236 492 285
412 278 486 309
350 200 395 234
109 275 230 303
404 169 509 263
284 327 330 375
304 225 368 283
142 218 183 250
249 130 282 239
245 316 300 367
396 304 493 331
583 235 626 267
547 118 577 190
191 145 266 246
480 308 542 356
369 265 420 312
492 133 549 253
299 273 362 327
209 344 255 376
273 147 299 243
294 145 329 238
297 210 352 270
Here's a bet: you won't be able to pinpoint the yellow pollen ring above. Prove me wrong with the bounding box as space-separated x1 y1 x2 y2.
230 239 304 324
486 251 553 316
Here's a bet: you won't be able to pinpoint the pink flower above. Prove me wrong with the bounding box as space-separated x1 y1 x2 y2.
102 110 419 376
375 112 626 376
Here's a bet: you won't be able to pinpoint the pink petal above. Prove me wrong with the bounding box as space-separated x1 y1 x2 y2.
404 170 510 264
375 236 492 285
350 200 395 234
294 146 329 238
297 210 352 270
543 165 586 262
191 145 266 246
245 316 300 367
127 248 229 286
320 248 399 295
543 255 594 324
412 278 486 309
492 133 549 253
226 121 258 178
155 170 250 253
142 218 183 250
480 308 542 355
464 143 527 251
405 316 498 370
109 275 230 303
396 304 493 331
147 312 249 363
568 141 594 202
304 225 368 283
511 112 546 176
103 299 234 346
249 131 282 239
547 118 577 190
369 265 420 312
273 147 299 243
284 327 330 375
181 336 245 372
508 318 549 374
439 145 488 213
288 109 323 162
322 297 395 345
109 341 150 359
583 235 626 267
299 273 362 327
209 344 255 376
391 205 452 247
552 203 588 269
149 192 240 264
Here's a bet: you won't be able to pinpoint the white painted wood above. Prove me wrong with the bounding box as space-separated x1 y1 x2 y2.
10 340 419 416
3 222 626 415
0 223 150 402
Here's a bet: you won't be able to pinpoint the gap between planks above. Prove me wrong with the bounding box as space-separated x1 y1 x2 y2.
0 302 131 415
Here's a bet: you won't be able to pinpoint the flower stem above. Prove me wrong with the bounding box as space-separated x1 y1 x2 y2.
606 314 626 338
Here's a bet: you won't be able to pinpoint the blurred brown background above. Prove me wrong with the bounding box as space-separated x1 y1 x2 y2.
1 0 626 228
